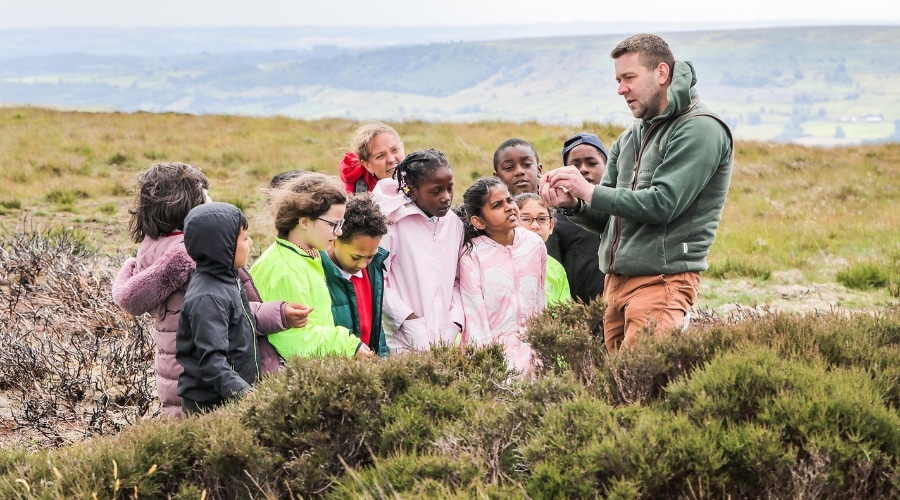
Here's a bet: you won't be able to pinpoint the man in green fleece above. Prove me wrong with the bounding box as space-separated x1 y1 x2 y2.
541 33 733 351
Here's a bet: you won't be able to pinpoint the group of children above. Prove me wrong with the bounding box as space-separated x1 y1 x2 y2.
114 122 608 416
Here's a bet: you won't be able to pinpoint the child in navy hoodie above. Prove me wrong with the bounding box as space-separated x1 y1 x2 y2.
176 202 260 415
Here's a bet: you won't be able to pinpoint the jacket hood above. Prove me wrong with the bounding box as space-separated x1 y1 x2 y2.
184 202 242 276
655 60 699 123
339 152 365 183
371 177 420 222
340 152 378 190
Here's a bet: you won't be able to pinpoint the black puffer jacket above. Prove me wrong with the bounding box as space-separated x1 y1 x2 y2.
546 214 604 303
176 202 258 405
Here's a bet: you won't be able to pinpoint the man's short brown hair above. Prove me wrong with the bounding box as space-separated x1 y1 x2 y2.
610 33 675 82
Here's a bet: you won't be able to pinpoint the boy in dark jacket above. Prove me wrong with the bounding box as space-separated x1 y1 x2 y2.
322 193 391 356
547 132 609 304
176 202 260 414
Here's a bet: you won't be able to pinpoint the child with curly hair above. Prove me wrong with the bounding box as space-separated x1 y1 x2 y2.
322 193 391 356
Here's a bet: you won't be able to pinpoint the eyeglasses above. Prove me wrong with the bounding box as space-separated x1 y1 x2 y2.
519 215 551 226
317 217 344 234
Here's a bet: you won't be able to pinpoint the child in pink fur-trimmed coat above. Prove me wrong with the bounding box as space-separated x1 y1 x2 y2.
113 162 310 417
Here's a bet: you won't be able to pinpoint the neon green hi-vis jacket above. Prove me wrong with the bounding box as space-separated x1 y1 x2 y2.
545 255 571 306
250 238 362 359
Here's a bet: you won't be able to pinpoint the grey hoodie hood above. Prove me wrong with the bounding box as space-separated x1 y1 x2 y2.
184 202 242 278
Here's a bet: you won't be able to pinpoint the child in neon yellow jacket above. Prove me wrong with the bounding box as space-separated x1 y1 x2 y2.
250 173 373 359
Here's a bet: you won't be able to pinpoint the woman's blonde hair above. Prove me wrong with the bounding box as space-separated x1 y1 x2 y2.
351 121 403 163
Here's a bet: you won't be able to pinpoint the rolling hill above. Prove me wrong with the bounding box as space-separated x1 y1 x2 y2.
1 25 899 145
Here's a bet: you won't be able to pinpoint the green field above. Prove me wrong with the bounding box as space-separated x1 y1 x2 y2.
3 26 900 145
1 106 897 314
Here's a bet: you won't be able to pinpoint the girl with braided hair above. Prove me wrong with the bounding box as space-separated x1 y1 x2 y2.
458 177 546 376
371 148 465 353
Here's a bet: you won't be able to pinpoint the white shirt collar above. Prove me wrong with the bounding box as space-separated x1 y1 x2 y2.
337 266 364 280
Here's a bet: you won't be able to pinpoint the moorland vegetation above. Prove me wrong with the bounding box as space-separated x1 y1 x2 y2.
0 106 896 308
0 107 898 498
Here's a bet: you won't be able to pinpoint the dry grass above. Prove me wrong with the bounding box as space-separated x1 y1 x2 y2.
1 106 897 312
0 108 620 250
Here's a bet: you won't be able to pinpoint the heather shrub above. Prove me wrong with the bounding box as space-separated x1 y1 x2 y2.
526 299 606 385
667 346 900 497
520 343 900 498
0 409 279 499
719 307 900 409
242 344 512 497
373 343 512 403
242 356 386 496
337 372 588 496
0 228 154 448
527 297 726 407
522 399 742 497
506 372 588 433
436 399 525 486
3 225 900 498
597 329 721 406
520 397 623 497
379 382 469 455
870 350 900 410
329 452 528 499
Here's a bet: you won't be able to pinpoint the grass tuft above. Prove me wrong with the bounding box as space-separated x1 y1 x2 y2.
107 152 128 165
45 189 91 206
707 257 773 280
837 251 900 297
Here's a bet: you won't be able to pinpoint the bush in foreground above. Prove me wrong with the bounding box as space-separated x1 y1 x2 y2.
0 303 899 498
0 228 154 449
4 226 900 498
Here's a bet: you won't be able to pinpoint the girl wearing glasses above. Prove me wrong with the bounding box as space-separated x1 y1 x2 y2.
458 177 546 376
515 192 571 306
250 173 373 360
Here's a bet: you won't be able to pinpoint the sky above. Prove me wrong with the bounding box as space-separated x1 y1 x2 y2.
3 0 899 29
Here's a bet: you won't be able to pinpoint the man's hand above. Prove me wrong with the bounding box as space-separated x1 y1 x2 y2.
541 166 594 207
540 177 577 208
283 303 313 329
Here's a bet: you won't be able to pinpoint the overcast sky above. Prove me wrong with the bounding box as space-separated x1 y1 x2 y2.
4 0 899 28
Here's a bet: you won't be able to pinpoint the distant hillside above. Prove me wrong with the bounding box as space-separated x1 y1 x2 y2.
1 25 899 145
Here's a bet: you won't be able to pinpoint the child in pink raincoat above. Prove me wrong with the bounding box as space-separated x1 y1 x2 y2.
458 177 546 376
